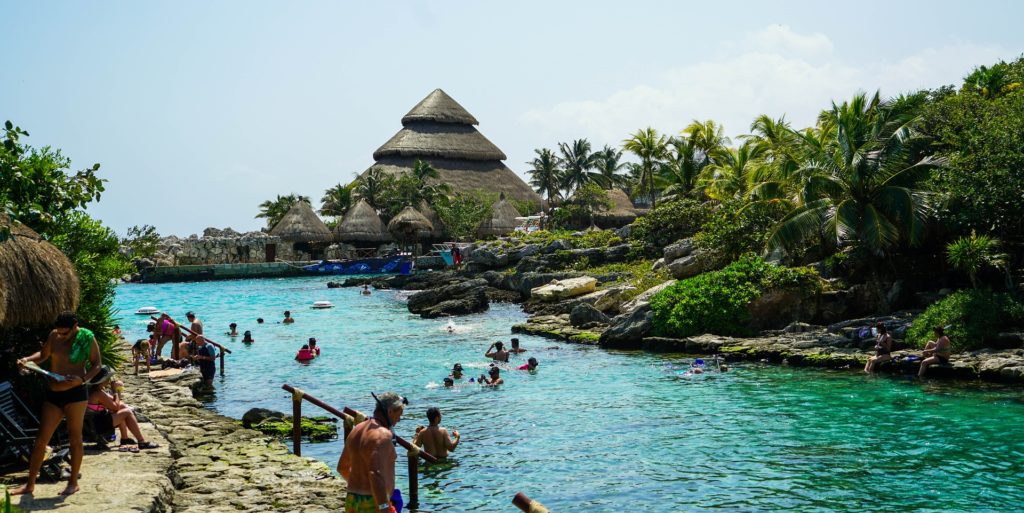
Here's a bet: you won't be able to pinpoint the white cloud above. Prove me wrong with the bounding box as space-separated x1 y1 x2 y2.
520 27 1005 143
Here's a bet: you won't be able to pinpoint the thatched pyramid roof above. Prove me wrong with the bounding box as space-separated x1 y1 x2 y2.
478 193 521 237
269 201 333 242
335 199 392 243
595 188 639 228
401 89 479 125
0 218 80 328
358 89 542 206
388 206 433 237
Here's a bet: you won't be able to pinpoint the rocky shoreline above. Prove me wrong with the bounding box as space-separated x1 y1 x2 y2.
121 370 347 512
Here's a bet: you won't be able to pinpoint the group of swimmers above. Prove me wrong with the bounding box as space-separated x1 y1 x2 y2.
439 338 538 388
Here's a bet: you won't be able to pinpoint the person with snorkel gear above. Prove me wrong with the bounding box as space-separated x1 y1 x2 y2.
337 392 408 513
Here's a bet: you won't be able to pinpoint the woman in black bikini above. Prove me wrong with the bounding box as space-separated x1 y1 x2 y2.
864 323 893 373
919 326 952 377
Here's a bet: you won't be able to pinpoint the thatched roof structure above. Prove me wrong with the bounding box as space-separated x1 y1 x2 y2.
335 199 392 243
0 218 80 328
358 89 542 207
417 201 447 240
595 188 639 228
478 193 521 237
388 206 433 238
269 201 333 242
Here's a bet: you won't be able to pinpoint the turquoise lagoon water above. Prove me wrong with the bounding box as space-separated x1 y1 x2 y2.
114 277 1024 512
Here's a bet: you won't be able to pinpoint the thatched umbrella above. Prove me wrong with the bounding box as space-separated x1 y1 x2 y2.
269 201 333 242
595 188 639 228
335 199 392 243
478 193 521 237
388 206 434 238
0 218 80 328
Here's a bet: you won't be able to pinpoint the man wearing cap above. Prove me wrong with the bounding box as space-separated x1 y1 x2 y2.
13 311 101 497
338 392 405 513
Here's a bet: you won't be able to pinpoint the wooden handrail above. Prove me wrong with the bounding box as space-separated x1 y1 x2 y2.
151 315 232 353
513 492 552 513
279 384 437 464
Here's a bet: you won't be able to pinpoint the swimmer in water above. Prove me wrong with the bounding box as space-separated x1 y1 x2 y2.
282 311 295 324
443 377 454 388
256 318 264 324
485 341 510 362
447 324 455 334
226 323 239 336
509 338 527 354
242 331 254 343
517 357 538 371
479 366 504 386
450 363 464 380
360 284 371 296
413 407 460 459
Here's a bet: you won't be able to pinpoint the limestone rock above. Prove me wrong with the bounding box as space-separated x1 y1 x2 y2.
593 285 638 314
242 408 285 429
663 239 695 261
569 303 611 328
599 304 653 349
503 271 581 297
407 278 489 318
514 243 542 261
667 255 702 279
531 276 598 301
544 239 571 254
468 247 508 268
652 258 666 271
620 280 677 313
604 243 631 262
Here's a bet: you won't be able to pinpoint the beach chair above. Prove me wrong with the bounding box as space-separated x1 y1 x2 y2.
0 381 69 482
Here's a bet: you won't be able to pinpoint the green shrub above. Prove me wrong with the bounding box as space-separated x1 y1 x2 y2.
650 255 820 337
512 228 622 250
693 200 788 265
629 198 711 248
907 290 1024 352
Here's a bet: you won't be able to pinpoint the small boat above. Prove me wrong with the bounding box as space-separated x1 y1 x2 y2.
135 306 159 315
312 301 334 309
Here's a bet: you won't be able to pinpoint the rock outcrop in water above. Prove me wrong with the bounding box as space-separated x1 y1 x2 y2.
407 278 490 318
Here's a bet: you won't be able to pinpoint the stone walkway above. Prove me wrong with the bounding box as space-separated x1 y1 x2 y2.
6 368 348 512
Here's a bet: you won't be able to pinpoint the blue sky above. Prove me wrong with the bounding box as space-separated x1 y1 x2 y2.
3 1 1021 235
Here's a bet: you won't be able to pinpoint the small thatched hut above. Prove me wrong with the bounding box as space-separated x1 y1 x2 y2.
595 188 639 228
357 89 542 213
0 218 80 328
417 201 447 240
269 201 333 260
335 199 392 244
388 206 433 236
478 193 522 237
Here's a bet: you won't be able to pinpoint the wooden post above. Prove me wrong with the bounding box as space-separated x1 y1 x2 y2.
407 453 419 510
219 350 225 377
291 392 302 456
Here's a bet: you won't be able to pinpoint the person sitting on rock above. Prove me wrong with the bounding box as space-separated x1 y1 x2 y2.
282 311 295 324
485 342 509 362
919 326 952 378
864 323 893 373
413 407 460 460
88 367 160 452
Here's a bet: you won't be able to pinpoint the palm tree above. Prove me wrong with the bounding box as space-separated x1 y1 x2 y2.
766 91 944 257
557 139 598 196
592 145 626 189
355 167 393 212
963 62 1019 99
622 127 669 208
657 136 704 200
256 194 311 228
411 158 440 181
700 140 765 201
320 182 356 218
409 159 450 207
683 119 730 168
527 148 563 203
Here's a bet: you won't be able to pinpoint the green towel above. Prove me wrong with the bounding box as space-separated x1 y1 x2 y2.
69 327 94 364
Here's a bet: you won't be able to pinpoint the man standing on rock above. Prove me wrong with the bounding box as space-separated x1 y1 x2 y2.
337 392 406 513
13 311 101 497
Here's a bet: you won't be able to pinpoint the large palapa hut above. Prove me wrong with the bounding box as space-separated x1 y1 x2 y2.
0 217 80 328
358 89 542 231
595 188 640 228
335 199 393 244
269 201 333 260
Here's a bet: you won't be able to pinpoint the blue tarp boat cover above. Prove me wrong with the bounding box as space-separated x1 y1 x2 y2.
303 257 404 275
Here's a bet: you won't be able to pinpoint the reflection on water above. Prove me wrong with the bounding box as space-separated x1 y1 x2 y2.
115 277 1024 512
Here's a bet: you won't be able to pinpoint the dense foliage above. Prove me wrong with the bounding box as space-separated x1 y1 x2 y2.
906 290 1024 352
650 255 820 338
629 198 711 248
694 201 788 264
433 191 494 242
122 224 161 259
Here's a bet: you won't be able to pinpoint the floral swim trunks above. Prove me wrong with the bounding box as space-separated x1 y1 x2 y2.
345 493 395 513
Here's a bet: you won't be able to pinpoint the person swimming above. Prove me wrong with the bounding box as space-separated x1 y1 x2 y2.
256 318 264 324
360 284 371 296
308 337 320 356
226 323 239 336
485 341 510 362
517 357 539 371
443 377 454 388
242 330 254 343
295 344 314 361
479 366 503 386
450 363 464 380
282 311 295 324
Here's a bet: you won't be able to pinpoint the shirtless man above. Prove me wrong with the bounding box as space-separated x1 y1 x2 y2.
485 341 509 362
509 338 527 354
337 392 406 513
413 407 460 459
282 311 295 324
479 366 504 386
13 311 101 496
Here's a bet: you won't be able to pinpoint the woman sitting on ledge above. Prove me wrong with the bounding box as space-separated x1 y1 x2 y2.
88 368 160 452
864 323 892 373
919 326 952 378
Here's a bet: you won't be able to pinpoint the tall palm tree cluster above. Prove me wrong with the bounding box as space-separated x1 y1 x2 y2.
528 91 945 259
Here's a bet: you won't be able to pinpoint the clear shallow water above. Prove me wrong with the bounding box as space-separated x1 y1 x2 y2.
114 277 1024 512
